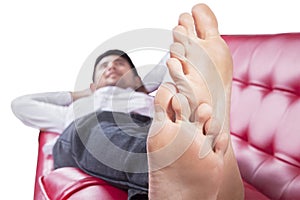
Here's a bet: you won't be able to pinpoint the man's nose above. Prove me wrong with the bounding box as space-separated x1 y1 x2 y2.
106 62 115 71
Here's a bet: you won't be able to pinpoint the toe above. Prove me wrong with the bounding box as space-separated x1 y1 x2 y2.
166 58 187 82
171 93 191 122
154 82 178 121
178 13 195 37
170 42 185 61
194 103 223 144
194 103 212 131
191 3 219 39
173 25 188 45
195 103 217 159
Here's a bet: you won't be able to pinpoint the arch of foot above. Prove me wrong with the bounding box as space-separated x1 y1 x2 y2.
223 34 300 200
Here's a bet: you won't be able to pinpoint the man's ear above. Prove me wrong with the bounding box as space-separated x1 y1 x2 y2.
90 83 97 92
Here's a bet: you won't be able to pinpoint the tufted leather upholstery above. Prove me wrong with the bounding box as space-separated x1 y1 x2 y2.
223 33 300 200
34 33 300 200
34 132 58 200
34 132 128 200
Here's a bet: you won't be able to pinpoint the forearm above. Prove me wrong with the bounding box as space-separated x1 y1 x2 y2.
11 91 72 133
71 89 93 102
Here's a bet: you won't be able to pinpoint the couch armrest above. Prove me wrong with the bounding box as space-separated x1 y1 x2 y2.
34 131 59 200
39 167 127 200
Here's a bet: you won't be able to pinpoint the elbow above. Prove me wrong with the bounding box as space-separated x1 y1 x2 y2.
11 96 26 119
11 97 19 115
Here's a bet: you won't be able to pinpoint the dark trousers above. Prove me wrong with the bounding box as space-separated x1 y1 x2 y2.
53 111 152 200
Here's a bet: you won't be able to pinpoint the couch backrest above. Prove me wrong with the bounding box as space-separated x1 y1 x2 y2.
223 34 300 200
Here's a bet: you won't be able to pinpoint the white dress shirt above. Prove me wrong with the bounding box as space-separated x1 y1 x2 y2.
11 86 154 134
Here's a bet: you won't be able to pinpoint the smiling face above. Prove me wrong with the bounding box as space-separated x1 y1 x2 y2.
92 54 140 90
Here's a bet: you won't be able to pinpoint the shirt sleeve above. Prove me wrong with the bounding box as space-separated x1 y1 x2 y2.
11 91 73 133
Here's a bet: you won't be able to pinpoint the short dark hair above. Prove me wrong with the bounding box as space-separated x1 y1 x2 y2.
92 49 138 82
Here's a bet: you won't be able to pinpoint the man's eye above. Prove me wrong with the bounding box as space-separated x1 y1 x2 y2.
116 61 125 65
100 63 108 68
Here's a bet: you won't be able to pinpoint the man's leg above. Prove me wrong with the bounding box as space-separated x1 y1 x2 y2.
147 3 243 200
53 111 150 199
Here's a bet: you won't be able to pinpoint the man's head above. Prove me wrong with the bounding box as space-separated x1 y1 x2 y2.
91 49 146 92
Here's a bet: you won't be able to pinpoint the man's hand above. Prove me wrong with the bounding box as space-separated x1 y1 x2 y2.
71 86 95 102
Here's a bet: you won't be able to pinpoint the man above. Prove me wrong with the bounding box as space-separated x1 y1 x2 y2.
12 48 165 199
11 49 154 134
12 3 244 200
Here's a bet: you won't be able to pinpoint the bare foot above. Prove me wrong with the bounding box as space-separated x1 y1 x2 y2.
147 82 228 200
148 3 244 200
167 3 243 199
169 5 232 134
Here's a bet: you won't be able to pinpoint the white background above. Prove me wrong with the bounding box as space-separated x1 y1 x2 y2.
1 0 299 199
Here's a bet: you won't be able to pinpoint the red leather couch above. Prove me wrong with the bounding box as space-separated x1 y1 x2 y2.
34 33 300 200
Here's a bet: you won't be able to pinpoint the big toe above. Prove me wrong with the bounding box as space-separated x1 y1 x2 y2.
191 3 219 39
